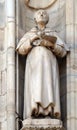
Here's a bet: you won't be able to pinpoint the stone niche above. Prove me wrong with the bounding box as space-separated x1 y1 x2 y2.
16 0 67 129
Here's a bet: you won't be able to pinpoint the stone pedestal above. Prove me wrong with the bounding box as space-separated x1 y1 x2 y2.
21 119 65 130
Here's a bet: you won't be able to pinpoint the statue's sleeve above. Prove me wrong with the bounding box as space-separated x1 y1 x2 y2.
16 29 38 55
52 44 66 57
16 33 32 55
52 33 67 57
16 28 38 55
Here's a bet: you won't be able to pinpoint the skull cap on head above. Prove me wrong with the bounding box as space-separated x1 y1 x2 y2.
34 10 49 24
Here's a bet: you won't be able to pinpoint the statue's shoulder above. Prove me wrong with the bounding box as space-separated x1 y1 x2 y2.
30 27 38 32
23 27 37 38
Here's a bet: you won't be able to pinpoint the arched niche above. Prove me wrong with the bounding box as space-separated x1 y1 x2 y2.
16 0 67 128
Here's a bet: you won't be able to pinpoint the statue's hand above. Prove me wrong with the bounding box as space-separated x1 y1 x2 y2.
31 39 41 46
40 39 55 49
30 35 41 46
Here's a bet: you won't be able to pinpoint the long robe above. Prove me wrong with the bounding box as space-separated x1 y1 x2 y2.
16 27 68 119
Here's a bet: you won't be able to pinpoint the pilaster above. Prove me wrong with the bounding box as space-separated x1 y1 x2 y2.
6 0 16 130
66 0 77 130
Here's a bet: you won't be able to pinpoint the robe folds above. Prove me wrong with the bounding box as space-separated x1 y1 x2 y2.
16 27 68 119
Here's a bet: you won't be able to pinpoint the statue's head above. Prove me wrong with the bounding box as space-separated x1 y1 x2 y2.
34 10 49 25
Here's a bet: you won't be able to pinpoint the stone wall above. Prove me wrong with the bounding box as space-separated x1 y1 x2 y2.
0 1 7 130
0 0 15 130
0 0 77 130
66 0 77 130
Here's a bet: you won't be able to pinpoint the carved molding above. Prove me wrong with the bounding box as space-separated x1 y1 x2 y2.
25 0 58 10
21 119 65 130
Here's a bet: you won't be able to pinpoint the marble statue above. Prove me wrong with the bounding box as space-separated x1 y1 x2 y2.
16 10 68 119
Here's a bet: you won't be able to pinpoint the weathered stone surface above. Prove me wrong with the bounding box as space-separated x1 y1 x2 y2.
66 0 77 129
0 0 6 27
21 119 65 130
0 0 77 130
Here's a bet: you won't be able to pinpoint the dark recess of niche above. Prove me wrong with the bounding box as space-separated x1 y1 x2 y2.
58 57 67 129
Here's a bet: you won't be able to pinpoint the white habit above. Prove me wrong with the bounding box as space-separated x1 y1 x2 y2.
16 27 68 119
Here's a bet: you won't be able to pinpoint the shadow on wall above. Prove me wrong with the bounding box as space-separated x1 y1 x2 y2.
59 57 67 129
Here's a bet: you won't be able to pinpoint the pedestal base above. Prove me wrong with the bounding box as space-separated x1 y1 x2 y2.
21 119 65 130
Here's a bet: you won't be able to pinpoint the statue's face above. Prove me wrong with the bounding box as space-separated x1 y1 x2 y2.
34 10 49 24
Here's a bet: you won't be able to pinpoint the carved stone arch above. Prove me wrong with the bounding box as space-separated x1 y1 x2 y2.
25 0 58 10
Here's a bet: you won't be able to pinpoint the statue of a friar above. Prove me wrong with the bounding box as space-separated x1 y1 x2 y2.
16 10 68 119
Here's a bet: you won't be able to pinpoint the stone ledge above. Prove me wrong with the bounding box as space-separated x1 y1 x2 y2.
21 119 65 130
